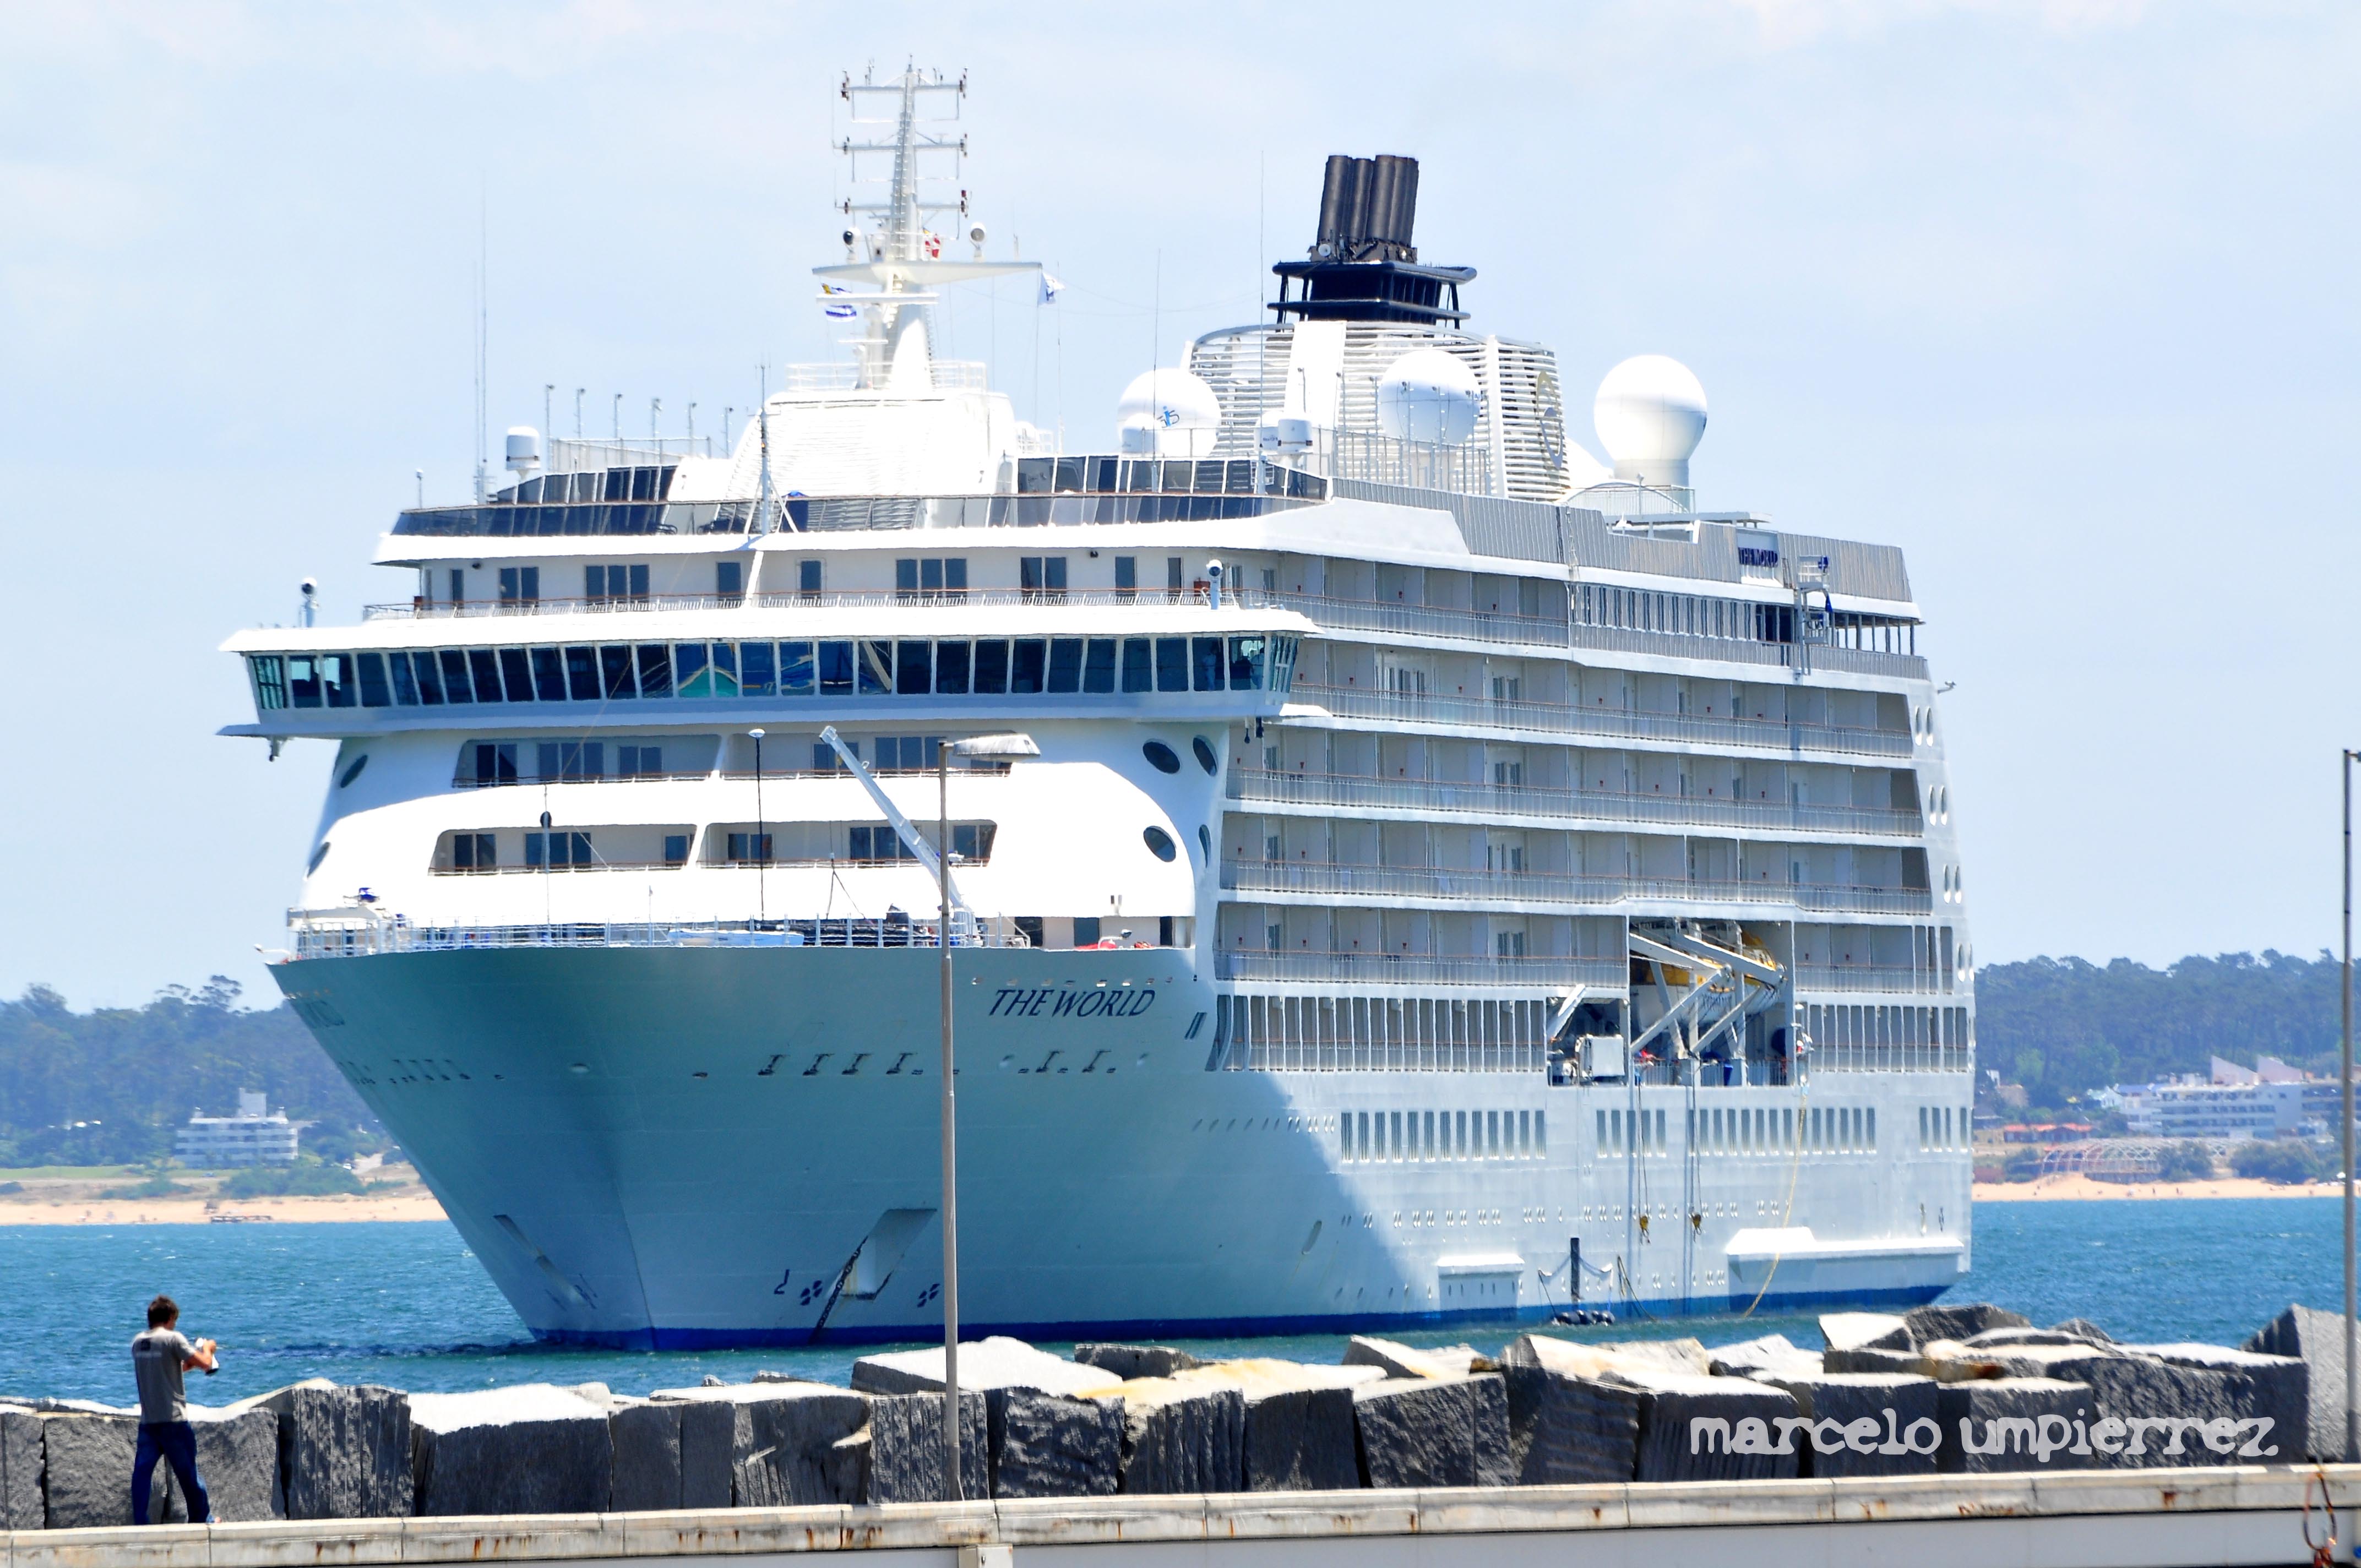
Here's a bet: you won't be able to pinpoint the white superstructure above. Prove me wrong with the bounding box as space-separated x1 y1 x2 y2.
175 1090 301 1166
222 78 1976 1348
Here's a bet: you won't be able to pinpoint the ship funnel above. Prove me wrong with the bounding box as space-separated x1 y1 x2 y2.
1314 154 1421 263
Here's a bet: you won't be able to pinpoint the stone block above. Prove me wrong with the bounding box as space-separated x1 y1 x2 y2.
1820 1311 1913 1352
864 1390 989 1503
409 1384 613 1517
251 1381 412 1520
1342 1337 1485 1380
1613 1369 1799 1483
1502 1333 1710 1377
990 1389 1124 1498
1760 1373 1940 1478
677 1398 736 1509
1707 1333 1824 1381
1089 1376 1244 1495
2245 1304 2348 1461
166 1403 284 1522
1904 1302 2030 1346
2048 1347 2298 1468
1074 1344 1203 1380
1936 1377 2092 1473
1823 1345 1923 1376
1352 1376 1477 1489
1172 1360 1378 1493
650 1381 869 1507
1500 1364 1640 1484
1 1404 42 1531
609 1401 684 1512
2120 1343 2307 1463
854 1336 1107 1397
1470 1372 1511 1487
40 1411 138 1528
1966 1327 2109 1350
2051 1317 2115 1344
1240 1383 1357 1491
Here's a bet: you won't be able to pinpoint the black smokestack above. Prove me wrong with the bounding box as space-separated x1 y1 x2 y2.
1314 154 1419 263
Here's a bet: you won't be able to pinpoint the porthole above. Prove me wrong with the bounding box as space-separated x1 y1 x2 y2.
338 753 369 789
1197 824 1212 862
1143 741 1180 775
1143 826 1177 862
1192 736 1218 775
306 841 331 874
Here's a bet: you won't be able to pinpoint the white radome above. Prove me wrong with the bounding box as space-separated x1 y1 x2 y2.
1376 347 1481 447
1117 367 1221 456
1593 354 1707 489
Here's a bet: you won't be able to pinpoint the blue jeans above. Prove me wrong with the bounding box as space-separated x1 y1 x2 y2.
131 1420 209 1525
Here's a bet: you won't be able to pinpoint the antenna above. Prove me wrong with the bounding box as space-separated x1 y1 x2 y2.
472 200 489 503
543 384 554 449
612 393 621 442
574 388 585 438
755 363 775 535
819 65 1037 391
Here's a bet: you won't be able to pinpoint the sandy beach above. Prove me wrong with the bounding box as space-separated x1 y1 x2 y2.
1973 1173 2341 1201
0 1190 448 1224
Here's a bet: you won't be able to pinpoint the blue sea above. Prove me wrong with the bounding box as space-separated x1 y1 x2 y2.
1 1199 2340 1406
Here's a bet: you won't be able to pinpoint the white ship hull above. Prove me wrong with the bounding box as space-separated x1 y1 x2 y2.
279 944 1967 1347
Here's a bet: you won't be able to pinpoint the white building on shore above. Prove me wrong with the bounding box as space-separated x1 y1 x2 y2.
173 1090 300 1166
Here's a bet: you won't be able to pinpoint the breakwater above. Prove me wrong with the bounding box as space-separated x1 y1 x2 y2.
0 1302 2345 1532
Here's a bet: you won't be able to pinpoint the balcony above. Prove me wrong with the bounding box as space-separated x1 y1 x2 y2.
365 586 1296 623
1288 683 1914 760
284 910 1022 960
1796 963 1959 995
1227 769 1923 839
1214 951 1628 987
1222 858 1934 917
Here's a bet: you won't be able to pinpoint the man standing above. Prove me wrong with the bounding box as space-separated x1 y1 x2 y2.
130 1294 217 1525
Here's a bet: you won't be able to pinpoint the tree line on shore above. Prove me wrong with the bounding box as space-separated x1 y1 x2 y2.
0 948 2347 1172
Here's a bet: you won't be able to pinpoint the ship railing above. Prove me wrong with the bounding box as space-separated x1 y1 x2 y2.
1287 683 1916 760
1215 951 1628 987
1222 859 1935 916
765 360 989 393
1227 768 1924 839
366 586 1299 622
283 910 1022 959
1566 621 1930 679
1795 962 1959 994
391 461 1330 539
1275 592 1571 649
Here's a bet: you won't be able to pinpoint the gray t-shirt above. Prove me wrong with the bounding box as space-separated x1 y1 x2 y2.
131 1327 195 1424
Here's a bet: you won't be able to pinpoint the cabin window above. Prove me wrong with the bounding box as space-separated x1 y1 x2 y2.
499 565 539 602
525 831 592 867
716 560 744 599
451 832 495 870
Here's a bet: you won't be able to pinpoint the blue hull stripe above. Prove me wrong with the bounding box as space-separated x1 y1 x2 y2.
532 1282 1952 1352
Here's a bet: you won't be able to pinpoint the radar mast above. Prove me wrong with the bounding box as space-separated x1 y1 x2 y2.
817 65 1041 391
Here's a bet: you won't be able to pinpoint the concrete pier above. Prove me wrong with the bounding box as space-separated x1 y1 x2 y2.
6 1466 2354 1568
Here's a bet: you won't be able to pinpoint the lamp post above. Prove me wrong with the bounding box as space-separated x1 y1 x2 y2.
749 729 766 927
2344 748 2356 1461
934 732 1038 1499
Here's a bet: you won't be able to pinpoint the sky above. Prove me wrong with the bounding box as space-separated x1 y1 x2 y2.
2 0 2355 1006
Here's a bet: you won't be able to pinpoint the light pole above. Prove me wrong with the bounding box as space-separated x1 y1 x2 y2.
750 728 766 927
2344 748 2356 1461
935 732 1038 1499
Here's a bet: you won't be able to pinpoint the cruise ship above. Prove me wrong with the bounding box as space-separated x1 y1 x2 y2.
224 69 1976 1348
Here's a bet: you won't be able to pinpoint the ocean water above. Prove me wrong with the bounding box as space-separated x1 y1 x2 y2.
1 1199 2340 1406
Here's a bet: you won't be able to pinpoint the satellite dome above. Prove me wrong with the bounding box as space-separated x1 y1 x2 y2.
1593 355 1707 489
1376 348 1481 446
1117 367 1221 457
